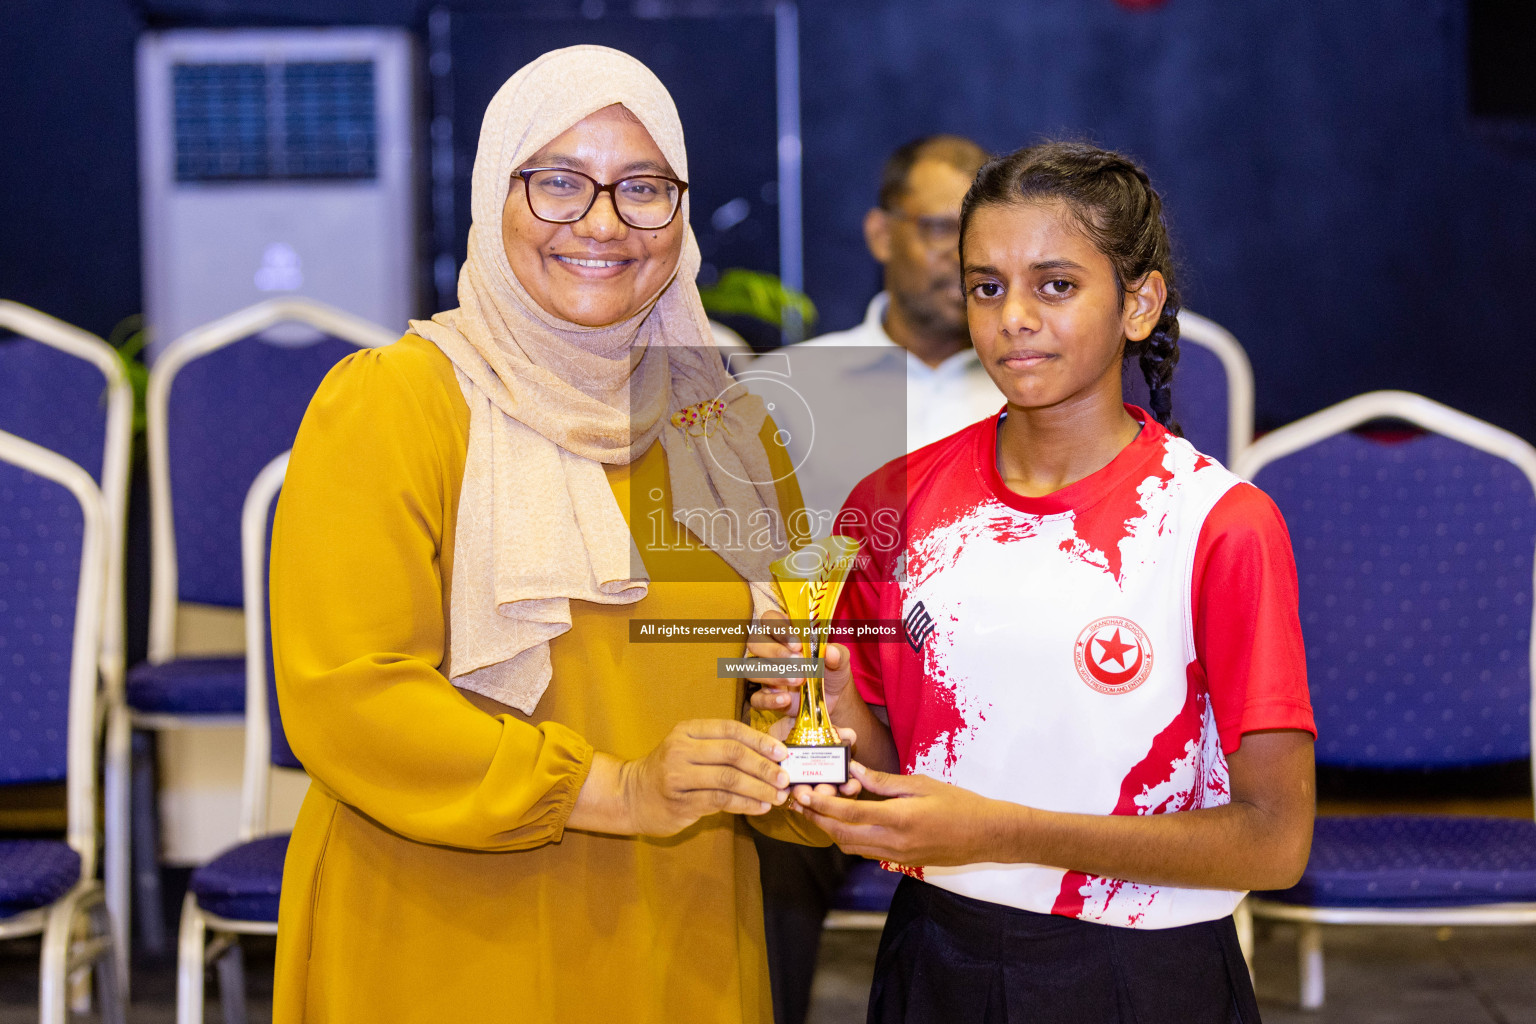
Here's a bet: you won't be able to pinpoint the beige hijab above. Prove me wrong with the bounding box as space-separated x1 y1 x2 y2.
409 45 787 714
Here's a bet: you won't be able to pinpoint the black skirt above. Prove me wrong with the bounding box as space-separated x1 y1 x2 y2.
867 877 1261 1024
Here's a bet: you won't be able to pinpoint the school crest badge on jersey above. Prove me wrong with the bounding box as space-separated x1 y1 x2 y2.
1073 617 1153 694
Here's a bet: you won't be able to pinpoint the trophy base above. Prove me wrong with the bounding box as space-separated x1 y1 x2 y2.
782 744 850 785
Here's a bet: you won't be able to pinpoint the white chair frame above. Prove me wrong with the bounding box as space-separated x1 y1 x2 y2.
0 302 136 993
176 451 292 1024
1177 309 1255 465
1232 390 1536 1009
106 297 389 970
143 296 396 677
0 430 123 1024
0 303 132 680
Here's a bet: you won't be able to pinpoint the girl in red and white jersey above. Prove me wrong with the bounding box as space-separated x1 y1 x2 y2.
751 141 1315 1023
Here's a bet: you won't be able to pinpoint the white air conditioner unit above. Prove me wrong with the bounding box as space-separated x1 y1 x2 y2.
137 28 416 353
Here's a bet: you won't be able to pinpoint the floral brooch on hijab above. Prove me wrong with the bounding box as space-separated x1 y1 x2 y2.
670 398 728 444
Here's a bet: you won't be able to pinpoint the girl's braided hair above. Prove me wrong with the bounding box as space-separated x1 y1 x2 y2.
959 141 1181 432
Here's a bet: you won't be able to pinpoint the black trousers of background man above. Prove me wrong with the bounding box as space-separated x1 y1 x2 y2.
753 831 856 1024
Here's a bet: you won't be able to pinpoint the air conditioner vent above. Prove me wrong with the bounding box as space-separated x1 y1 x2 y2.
140 27 414 352
172 62 267 180
281 62 377 178
171 60 377 182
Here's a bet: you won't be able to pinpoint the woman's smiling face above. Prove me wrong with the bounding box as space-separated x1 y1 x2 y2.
501 104 685 328
963 199 1163 413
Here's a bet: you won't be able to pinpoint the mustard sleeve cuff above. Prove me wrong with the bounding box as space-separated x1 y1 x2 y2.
477 718 596 852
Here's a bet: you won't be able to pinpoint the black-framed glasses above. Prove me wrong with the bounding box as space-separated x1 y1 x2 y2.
516 167 689 230
882 208 961 249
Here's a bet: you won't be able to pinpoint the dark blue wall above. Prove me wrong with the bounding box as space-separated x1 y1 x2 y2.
1 1 144 344
3 0 1534 438
800 0 1536 435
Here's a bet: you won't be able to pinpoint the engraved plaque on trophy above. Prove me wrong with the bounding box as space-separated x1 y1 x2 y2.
768 536 863 785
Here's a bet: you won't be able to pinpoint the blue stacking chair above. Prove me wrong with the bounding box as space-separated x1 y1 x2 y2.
110 297 392 955
1233 390 1536 1009
0 429 125 1023
0 301 136 992
1123 309 1255 466
176 451 294 1024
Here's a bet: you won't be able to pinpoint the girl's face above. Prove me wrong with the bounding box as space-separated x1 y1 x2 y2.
502 104 685 328
963 199 1164 415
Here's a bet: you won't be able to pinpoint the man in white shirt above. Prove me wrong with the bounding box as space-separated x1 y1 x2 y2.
752 135 997 1024
756 135 1000 522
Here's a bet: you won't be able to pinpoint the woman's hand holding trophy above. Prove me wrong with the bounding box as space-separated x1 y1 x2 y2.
747 536 866 800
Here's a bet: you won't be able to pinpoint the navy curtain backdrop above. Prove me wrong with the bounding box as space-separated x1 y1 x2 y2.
3 0 1534 437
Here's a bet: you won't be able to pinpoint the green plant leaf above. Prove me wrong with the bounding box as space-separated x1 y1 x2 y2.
699 269 817 331
106 314 149 462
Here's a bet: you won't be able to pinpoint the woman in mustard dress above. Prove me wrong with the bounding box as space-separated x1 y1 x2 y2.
269 46 823 1023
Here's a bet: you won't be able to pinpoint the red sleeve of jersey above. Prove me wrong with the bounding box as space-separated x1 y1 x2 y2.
833 470 901 709
1193 481 1316 754
838 551 889 708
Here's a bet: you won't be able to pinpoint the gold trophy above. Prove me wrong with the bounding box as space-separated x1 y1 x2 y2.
768 536 863 785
